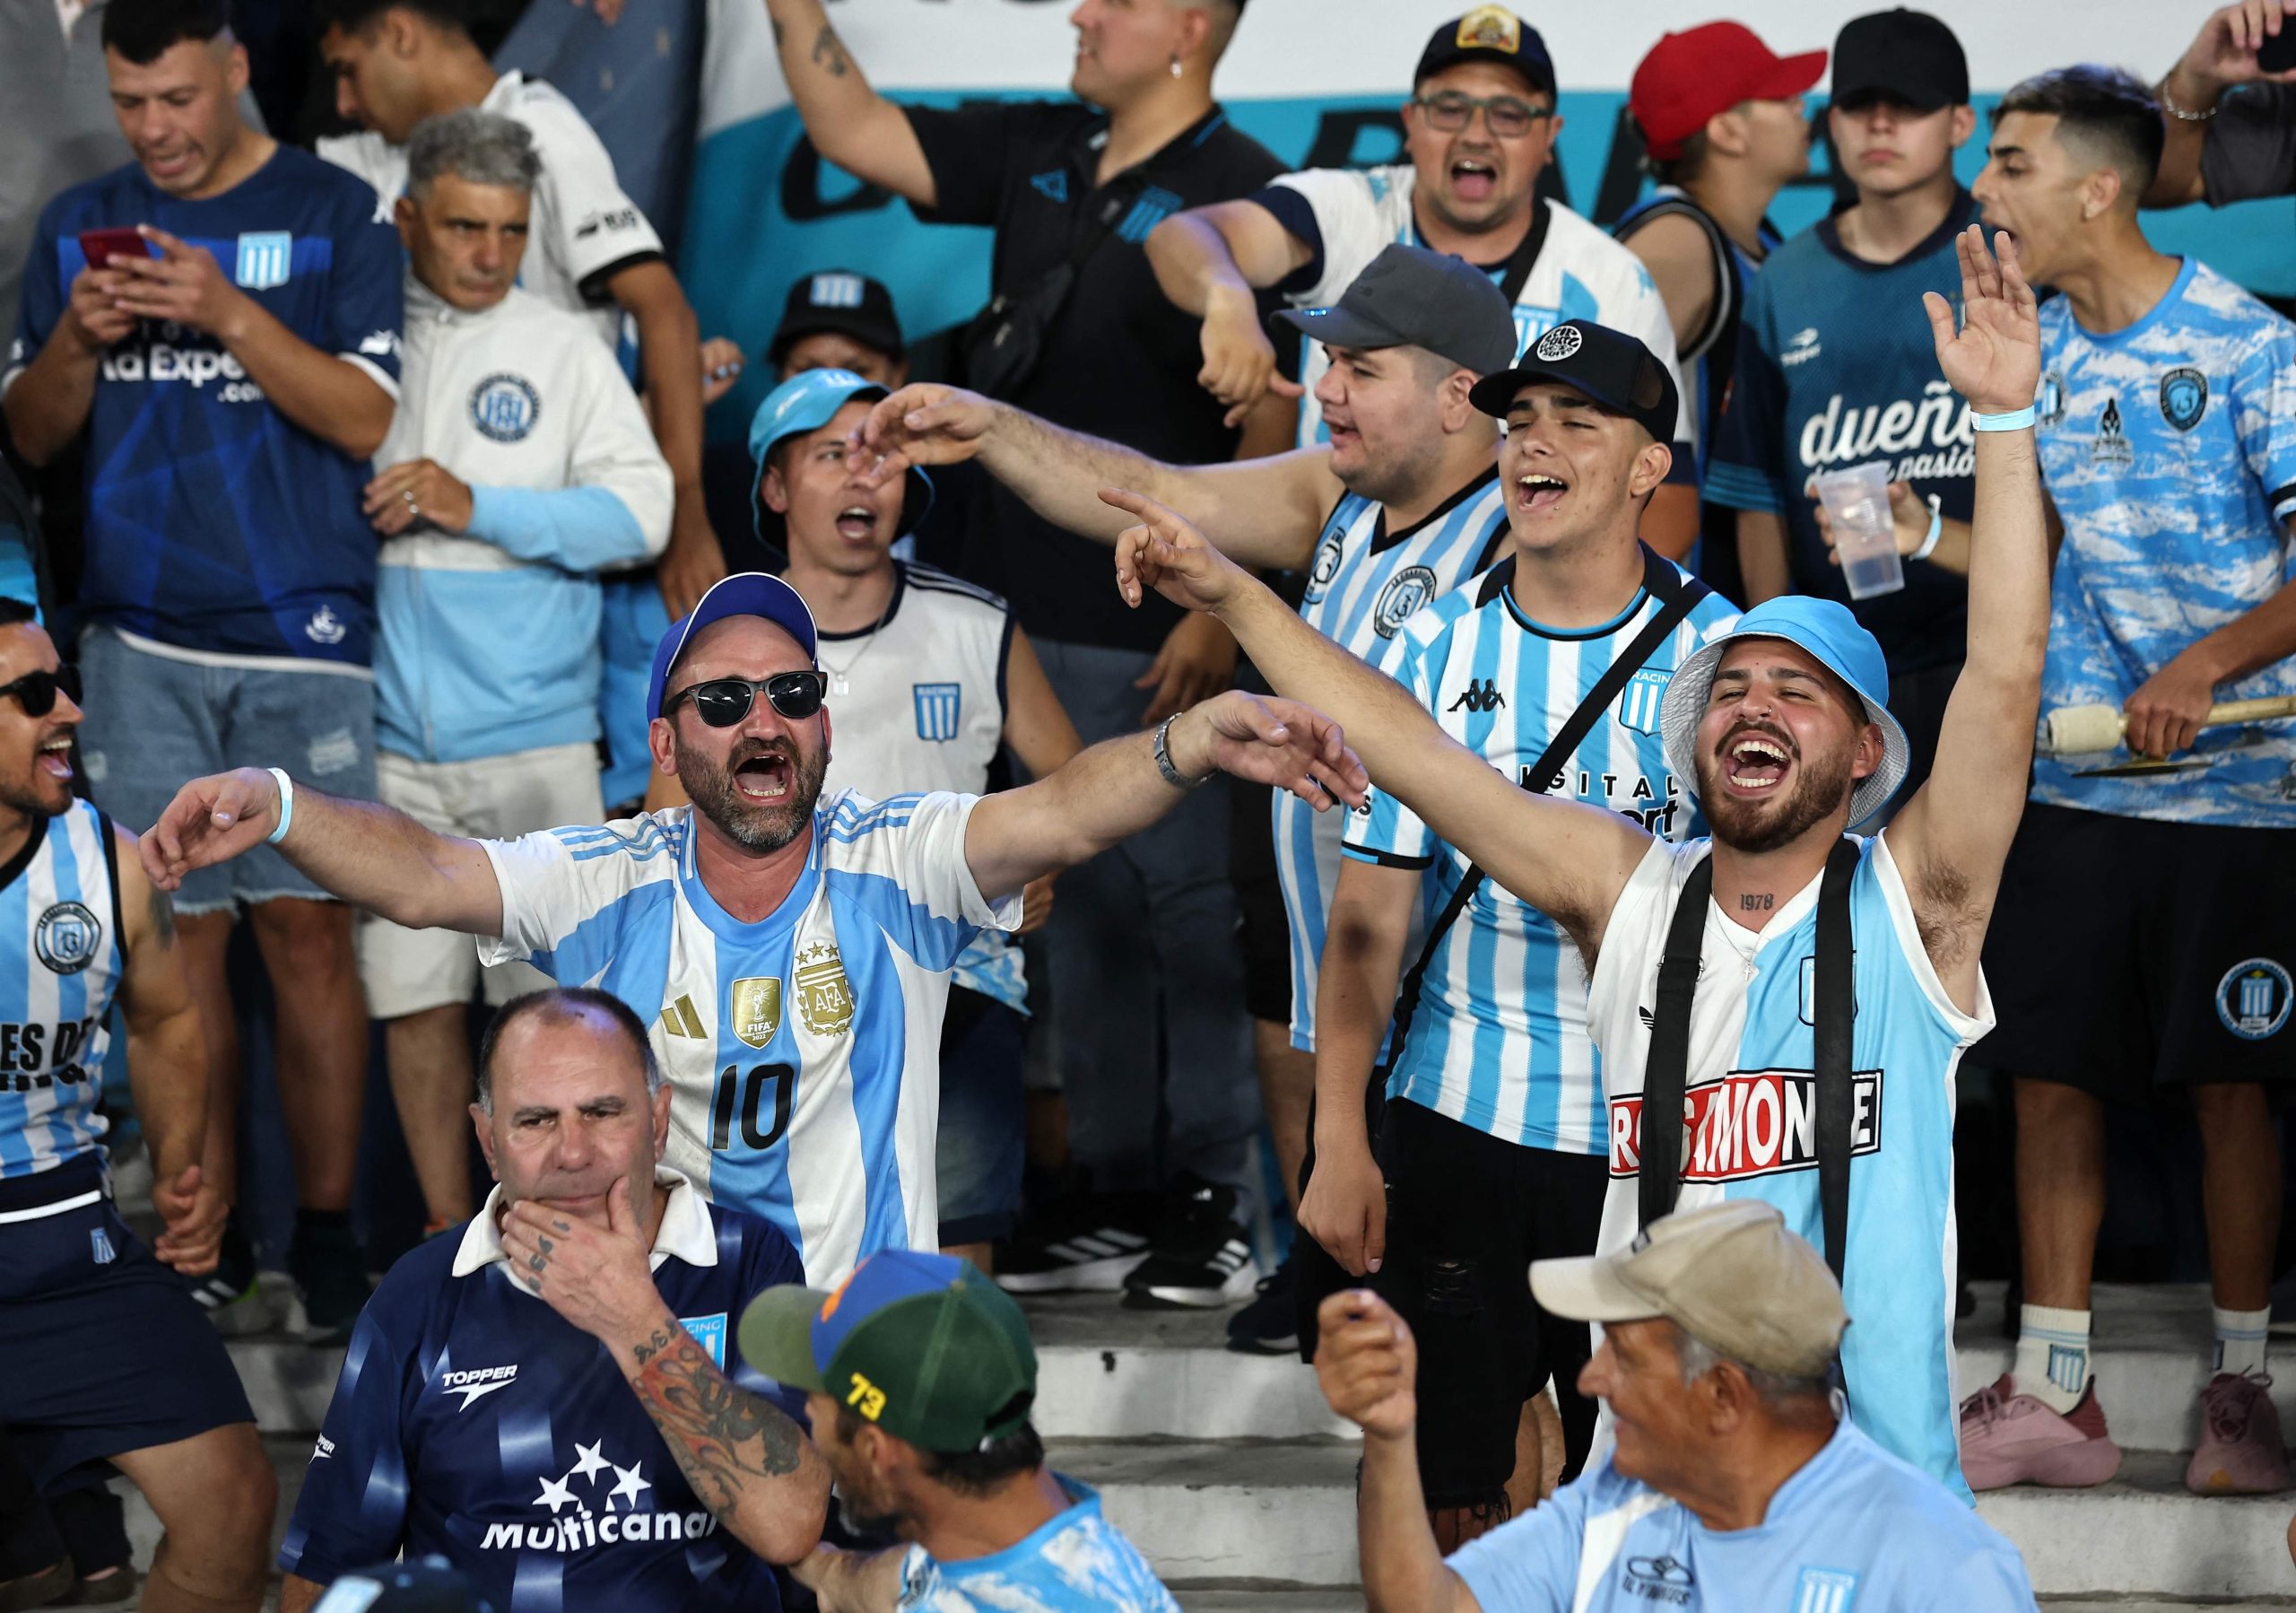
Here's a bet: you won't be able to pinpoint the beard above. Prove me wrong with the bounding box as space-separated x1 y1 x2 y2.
1698 726 1857 855
674 732 827 853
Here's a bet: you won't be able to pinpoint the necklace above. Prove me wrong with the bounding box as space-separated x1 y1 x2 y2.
816 590 896 696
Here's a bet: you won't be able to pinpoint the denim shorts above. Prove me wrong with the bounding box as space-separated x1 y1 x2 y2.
937 983 1027 1246
76 626 376 916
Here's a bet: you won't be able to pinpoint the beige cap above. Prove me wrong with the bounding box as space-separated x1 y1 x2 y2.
1531 1201 1848 1376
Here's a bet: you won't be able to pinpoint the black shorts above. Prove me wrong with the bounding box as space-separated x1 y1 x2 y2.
1979 802 2296 1100
1228 778 1291 1026
0 1157 253 1491
1295 1095 1608 1508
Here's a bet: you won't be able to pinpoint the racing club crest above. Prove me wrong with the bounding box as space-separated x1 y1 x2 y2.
2159 367 2207 433
795 942 855 1037
2217 958 2292 1041
1372 565 1438 637
34 902 100 974
470 373 540 442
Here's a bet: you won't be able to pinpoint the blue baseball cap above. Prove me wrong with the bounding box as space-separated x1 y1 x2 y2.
1658 596 1910 830
747 368 933 550
647 572 821 721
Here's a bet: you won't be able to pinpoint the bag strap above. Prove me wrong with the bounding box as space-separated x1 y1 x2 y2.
1813 836 1860 1282
1493 196 1556 307
1384 546 1711 1063
1636 850 1712 1231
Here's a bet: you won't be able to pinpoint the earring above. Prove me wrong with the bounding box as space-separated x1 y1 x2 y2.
1170 53 1183 77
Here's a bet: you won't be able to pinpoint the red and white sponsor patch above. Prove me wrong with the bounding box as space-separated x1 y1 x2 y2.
1609 1068 1883 1181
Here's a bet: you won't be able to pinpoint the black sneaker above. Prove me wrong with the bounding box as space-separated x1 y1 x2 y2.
290 1211 370 1345
184 1222 273 1337
1122 1173 1258 1310
993 1191 1158 1294
1224 1251 1300 1355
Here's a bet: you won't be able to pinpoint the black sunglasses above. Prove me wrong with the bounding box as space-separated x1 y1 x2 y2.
0 665 81 718
667 670 830 728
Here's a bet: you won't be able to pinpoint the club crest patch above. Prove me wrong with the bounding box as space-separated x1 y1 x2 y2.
2159 367 2207 432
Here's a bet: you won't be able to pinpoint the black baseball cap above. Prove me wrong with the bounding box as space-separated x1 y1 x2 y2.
769 270 904 367
1414 6 1556 101
1272 244 1517 377
1830 9 1969 112
1469 320 1680 447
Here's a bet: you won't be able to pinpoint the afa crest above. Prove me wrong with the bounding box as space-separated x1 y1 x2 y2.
795 941 855 1037
730 977 782 1049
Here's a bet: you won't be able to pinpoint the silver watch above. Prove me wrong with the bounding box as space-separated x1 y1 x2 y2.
1153 713 1205 789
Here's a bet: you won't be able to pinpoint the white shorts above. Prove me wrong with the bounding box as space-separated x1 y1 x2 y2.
356 743 604 1018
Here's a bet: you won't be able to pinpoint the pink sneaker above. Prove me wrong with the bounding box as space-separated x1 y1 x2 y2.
1959 1373 2123 1490
2186 1372 2292 1495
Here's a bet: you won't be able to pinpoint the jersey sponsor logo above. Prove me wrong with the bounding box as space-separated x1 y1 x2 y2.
2160 366 2208 432
1300 531 1345 605
1373 564 1438 637
795 941 855 1036
1623 1554 1694 1605
1534 324 1582 362
233 231 293 290
659 993 707 1039
574 206 641 240
2216 958 2292 1041
479 1435 713 1554
2092 397 2133 467
1447 678 1505 714
1794 1567 1858 1613
305 606 348 647
1027 170 1069 204
34 902 100 974
1534 767 1683 836
311 1433 335 1461
98 341 262 398
808 272 865 310
1606 1067 1884 1181
439 1364 520 1408
680 1312 727 1369
1780 327 1822 368
1796 379 1973 486
1617 666 1671 736
730 976 783 1049
0 1017 104 1088
470 372 541 443
913 682 962 741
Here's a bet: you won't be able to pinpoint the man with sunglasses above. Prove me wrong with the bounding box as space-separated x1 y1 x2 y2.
0 601 281 1613
139 575 1366 1287
1144 6 1699 557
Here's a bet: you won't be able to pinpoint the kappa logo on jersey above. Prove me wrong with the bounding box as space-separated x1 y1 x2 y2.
1534 324 1582 363
1300 531 1345 604
1372 564 1438 637
1447 678 1505 714
2161 366 2209 432
1781 327 1822 368
233 231 293 291
2092 397 2133 467
1794 1567 1859 1613
470 373 541 443
480 1436 719 1554
2216 958 2292 1041
1607 1068 1883 1181
439 1365 519 1409
1618 666 1671 736
1624 1554 1694 1605
913 683 961 742
795 941 855 1036
33 902 100 975
730 976 782 1050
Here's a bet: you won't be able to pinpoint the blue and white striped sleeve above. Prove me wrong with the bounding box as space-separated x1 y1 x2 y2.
1345 630 1440 869
277 1307 413 1586
476 814 676 973
822 791 1023 971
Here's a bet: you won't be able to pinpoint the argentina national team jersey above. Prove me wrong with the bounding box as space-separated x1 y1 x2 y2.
478 794 1022 1285
1346 557 1736 1153
1586 834 1994 1494
281 1174 801 1613
2028 257 2296 826
1275 470 1508 1051
0 803 124 1180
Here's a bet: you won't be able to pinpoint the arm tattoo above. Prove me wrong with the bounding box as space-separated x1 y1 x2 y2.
147 884 177 947
810 22 850 77
1737 893 1774 911
634 1318 807 1515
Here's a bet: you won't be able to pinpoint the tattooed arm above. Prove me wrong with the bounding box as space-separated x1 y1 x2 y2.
761 0 937 206
790 1543 909 1613
500 1179 831 1562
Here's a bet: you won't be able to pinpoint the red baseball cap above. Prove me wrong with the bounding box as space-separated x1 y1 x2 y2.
1631 22 1826 161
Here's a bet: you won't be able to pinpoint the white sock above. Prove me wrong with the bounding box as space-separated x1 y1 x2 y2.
2015 1303 2092 1414
2213 1305 2270 1378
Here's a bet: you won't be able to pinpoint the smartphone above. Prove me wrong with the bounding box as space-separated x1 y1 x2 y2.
2260 24 2296 74
76 227 153 268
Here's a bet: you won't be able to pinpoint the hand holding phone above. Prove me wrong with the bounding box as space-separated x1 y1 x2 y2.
76 227 155 269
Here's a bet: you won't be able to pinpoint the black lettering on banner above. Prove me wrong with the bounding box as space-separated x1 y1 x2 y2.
780 138 897 222
1301 110 1407 171
710 1063 797 1152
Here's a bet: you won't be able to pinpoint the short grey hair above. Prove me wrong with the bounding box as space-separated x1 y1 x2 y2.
406 109 541 200
1672 1321 1834 1408
475 987 663 1115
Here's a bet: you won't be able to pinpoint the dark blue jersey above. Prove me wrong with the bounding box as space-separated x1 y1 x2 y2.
6 145 402 664
280 1178 802 1613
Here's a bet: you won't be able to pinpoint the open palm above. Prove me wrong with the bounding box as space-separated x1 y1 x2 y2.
1924 225 2040 416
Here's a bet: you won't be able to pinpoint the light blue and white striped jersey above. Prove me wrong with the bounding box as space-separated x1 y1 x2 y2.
478 792 1022 1286
0 802 124 1180
1346 556 1736 1153
1448 1421 2036 1613
1586 834 1994 1495
1275 468 1508 1052
2030 257 2296 825
893 1478 1178 1612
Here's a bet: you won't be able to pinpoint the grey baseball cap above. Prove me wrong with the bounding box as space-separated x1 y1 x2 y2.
1273 243 1518 376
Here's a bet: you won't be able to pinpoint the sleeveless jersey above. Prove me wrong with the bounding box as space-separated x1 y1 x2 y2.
1275 468 1508 1051
813 562 1026 1013
1585 833 1992 1495
1347 559 1737 1153
0 803 126 1180
478 793 1022 1286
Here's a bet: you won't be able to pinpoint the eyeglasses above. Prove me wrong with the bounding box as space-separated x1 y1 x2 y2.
0 665 81 717
666 670 830 728
1413 90 1553 139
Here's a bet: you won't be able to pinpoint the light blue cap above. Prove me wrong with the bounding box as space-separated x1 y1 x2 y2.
747 368 932 545
1658 596 1909 830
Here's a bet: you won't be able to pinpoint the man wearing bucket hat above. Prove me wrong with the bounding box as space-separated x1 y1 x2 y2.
1314 1203 2036 1611
740 1251 1179 1611
1108 223 2048 1494
752 368 1084 1273
138 580 1369 1291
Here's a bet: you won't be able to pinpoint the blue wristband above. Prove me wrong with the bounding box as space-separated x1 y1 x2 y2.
265 768 295 845
1974 405 2037 432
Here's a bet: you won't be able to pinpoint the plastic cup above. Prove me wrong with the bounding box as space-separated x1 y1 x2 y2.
1813 464 1905 602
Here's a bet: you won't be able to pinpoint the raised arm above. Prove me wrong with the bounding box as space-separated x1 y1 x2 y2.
1109 488 1651 956
2148 1 2296 206
1144 199 1314 426
1882 227 2047 1013
761 0 936 205
853 383 1335 568
137 768 505 935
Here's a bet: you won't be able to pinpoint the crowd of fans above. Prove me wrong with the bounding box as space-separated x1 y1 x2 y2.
3 0 2296 1608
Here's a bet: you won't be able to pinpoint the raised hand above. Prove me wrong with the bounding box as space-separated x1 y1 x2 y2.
137 768 283 891
1315 1289 1418 1442
1107 485 1249 615
1172 690 1370 811
848 383 996 486
1923 225 2040 416
2175 0 2296 93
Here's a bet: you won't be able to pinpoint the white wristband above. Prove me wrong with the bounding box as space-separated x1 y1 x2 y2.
265 768 295 845
1973 405 2037 432
1909 494 1944 562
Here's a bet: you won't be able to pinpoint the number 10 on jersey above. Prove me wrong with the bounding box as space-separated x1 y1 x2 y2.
711 1062 795 1151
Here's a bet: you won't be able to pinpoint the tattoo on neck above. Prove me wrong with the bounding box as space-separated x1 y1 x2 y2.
811 23 850 77
634 1316 807 1514
1738 893 1774 912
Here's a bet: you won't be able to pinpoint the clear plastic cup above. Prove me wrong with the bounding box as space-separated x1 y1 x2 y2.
1813 464 1905 602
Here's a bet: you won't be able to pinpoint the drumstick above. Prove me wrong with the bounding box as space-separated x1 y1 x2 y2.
2042 694 2296 755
